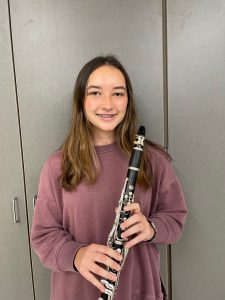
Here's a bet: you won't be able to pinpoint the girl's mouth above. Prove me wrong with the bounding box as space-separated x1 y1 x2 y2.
96 114 117 120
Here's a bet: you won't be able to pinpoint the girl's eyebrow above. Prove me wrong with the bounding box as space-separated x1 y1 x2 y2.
113 86 127 90
87 85 102 90
87 85 127 90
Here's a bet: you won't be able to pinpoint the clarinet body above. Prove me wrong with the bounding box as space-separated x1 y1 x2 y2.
98 126 146 300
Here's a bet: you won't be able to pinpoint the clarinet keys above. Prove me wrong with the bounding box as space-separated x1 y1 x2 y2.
98 126 146 300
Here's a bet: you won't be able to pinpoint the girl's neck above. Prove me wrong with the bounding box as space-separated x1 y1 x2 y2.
93 130 116 146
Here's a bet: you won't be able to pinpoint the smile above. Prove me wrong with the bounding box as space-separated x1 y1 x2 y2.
96 114 117 119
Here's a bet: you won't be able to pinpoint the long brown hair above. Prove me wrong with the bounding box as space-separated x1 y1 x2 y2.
59 55 170 191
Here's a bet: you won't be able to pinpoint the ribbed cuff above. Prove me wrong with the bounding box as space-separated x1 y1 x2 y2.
56 240 87 272
147 217 169 244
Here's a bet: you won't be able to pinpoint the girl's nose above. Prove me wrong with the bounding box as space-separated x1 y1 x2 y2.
102 94 113 110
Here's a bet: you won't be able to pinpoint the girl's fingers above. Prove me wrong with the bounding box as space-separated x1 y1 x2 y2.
121 223 143 238
90 244 123 262
120 213 142 230
125 232 146 249
78 244 123 293
84 270 106 293
124 202 141 213
94 253 121 272
90 263 117 282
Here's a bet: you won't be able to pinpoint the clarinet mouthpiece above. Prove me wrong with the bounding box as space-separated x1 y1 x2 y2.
138 125 145 136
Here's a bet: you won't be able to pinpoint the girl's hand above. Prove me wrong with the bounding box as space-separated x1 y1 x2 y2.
74 244 123 293
120 202 155 248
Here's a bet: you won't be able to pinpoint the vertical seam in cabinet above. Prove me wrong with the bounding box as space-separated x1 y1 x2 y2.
162 0 169 150
7 1 36 299
162 1 172 300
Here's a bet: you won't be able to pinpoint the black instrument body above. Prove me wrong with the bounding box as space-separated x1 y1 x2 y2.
98 126 146 300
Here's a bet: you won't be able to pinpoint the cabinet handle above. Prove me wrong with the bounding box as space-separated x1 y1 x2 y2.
33 195 37 208
12 197 20 223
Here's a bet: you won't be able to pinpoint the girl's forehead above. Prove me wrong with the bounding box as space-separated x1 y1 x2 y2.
87 66 126 86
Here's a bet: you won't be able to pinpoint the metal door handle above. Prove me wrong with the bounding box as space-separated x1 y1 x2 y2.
33 195 37 208
12 197 20 223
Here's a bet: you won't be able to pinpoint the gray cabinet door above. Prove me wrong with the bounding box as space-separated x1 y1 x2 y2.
10 1 166 299
168 1 225 299
0 1 34 299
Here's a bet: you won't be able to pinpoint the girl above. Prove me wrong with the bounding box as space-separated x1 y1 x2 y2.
31 55 187 300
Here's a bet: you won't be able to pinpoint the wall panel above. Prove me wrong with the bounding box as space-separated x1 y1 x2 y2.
168 1 225 299
0 0 34 299
9 1 166 298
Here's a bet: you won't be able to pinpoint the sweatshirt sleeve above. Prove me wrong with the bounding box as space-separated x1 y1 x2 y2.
148 153 188 245
30 158 87 273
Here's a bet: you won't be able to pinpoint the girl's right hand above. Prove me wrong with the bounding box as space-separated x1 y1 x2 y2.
74 243 123 293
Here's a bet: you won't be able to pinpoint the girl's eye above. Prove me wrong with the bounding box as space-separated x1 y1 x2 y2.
88 91 100 96
113 92 124 97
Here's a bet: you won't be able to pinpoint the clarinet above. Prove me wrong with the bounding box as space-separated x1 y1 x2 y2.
98 125 146 300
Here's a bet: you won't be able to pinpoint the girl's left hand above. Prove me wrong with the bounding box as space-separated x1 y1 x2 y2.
120 202 155 249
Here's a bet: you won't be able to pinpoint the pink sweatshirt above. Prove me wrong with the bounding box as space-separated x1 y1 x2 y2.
31 142 187 300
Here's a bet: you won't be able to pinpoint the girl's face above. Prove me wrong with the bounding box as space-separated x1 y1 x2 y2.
84 65 128 145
